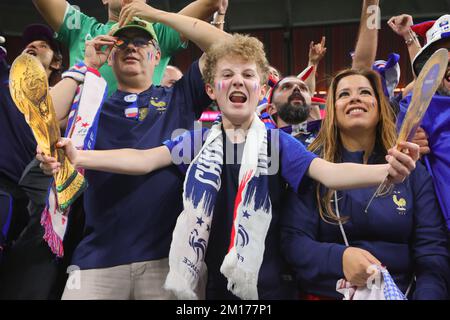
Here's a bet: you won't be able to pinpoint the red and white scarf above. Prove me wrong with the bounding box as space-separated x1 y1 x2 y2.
41 66 106 257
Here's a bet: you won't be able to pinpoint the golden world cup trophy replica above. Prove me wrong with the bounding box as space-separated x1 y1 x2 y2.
9 53 87 210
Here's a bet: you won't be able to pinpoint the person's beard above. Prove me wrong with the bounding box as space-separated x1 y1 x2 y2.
276 91 310 125
437 82 450 96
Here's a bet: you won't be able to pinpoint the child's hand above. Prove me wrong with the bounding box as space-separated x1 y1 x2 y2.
385 141 419 184
57 138 79 165
36 146 60 176
36 138 78 175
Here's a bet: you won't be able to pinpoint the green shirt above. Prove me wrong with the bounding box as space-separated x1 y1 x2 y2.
57 4 187 96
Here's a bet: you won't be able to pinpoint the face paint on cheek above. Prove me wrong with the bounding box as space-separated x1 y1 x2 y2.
253 82 260 92
216 80 225 92
215 79 232 95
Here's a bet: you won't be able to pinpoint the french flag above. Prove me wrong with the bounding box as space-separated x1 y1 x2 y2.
125 107 138 119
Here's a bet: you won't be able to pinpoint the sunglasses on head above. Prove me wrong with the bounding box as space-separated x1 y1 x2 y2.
114 37 153 50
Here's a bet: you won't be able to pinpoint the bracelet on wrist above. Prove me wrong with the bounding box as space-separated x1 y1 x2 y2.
404 30 418 46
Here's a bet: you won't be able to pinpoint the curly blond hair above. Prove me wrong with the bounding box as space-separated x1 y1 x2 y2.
202 33 269 86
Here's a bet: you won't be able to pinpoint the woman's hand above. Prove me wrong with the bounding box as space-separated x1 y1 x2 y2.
385 141 420 184
343 247 381 287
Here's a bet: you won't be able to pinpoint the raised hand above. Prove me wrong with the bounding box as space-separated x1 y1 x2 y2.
388 14 414 38
119 0 160 27
309 36 327 66
84 35 116 70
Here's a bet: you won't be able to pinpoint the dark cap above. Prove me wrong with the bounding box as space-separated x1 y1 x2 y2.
22 24 62 55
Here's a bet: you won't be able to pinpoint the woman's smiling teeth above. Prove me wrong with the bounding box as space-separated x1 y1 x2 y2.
347 107 367 115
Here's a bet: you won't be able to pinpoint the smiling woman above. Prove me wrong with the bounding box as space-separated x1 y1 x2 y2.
335 75 380 140
319 69 397 166
280 68 450 300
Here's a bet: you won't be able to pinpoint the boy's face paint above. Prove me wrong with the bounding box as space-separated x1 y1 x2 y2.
207 56 265 127
216 80 230 92
253 82 259 92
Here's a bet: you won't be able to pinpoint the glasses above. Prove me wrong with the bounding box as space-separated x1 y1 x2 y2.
114 37 153 50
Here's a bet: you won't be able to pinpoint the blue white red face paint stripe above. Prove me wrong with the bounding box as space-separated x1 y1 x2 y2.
216 80 224 92
147 52 154 61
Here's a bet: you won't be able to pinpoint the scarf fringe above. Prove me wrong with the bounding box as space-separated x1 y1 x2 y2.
164 263 207 300
40 206 64 257
164 268 201 300
221 247 259 300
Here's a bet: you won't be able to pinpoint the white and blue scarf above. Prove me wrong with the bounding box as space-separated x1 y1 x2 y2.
165 115 272 300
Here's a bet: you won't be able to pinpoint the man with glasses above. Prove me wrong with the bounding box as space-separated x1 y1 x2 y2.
46 6 230 298
33 0 223 96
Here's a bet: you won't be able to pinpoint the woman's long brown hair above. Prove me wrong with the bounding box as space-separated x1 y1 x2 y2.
308 69 397 223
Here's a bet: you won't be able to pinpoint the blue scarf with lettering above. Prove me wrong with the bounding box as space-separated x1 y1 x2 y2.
165 115 272 300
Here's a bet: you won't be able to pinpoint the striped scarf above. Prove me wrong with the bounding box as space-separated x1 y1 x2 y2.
41 68 107 257
165 115 272 300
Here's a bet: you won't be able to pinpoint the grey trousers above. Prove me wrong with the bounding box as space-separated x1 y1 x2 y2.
62 258 175 300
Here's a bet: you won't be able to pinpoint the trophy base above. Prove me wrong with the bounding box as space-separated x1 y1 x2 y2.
56 169 87 211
